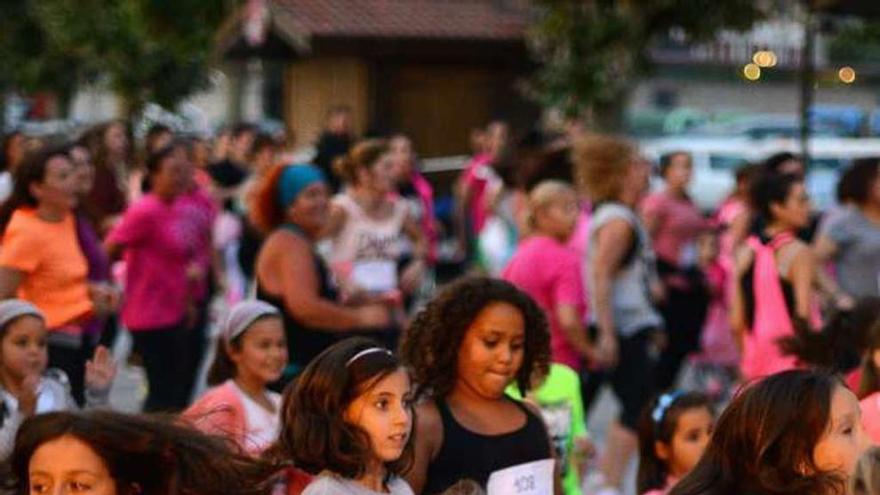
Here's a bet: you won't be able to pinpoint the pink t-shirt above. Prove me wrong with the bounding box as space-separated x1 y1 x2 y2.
462 153 493 235
641 191 706 267
502 236 586 369
107 194 191 330
861 392 880 444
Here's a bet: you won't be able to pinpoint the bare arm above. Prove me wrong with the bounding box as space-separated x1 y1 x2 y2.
591 219 633 340
812 234 851 304
0 267 22 299
727 209 752 252
319 203 347 240
402 213 428 261
103 239 124 261
812 234 838 266
591 219 634 366
453 178 472 255
404 401 442 494
641 205 662 238
400 213 428 294
785 244 816 322
556 304 594 360
729 247 753 352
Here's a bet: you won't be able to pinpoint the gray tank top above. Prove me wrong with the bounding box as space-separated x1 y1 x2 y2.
587 203 662 336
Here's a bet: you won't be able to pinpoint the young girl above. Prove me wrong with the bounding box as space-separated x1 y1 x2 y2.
637 391 713 495
671 369 871 495
506 362 592 495
325 139 427 303
0 299 115 460
275 337 414 495
5 410 279 495
857 318 880 444
689 231 739 405
183 300 287 454
400 276 554 494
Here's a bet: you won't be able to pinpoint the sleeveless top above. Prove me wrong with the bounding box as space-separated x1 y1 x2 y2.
329 194 408 292
423 398 552 495
256 224 341 374
587 202 663 337
739 232 817 381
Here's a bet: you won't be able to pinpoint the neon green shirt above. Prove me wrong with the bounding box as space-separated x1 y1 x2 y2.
507 363 587 495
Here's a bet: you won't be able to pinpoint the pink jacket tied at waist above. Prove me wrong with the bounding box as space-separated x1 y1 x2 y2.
741 233 819 381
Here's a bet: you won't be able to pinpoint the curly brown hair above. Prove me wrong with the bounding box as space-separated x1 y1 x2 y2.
400 276 551 400
571 134 638 203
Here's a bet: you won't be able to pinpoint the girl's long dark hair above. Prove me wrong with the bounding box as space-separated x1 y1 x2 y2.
670 370 847 495
5 410 280 495
267 337 414 483
0 143 70 236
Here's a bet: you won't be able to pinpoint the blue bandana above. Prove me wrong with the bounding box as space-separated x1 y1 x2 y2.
277 164 326 208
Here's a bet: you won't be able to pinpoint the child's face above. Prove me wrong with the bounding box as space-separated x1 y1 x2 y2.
813 385 872 477
29 434 116 495
229 318 288 386
659 406 714 479
455 302 525 399
345 368 413 464
0 316 48 383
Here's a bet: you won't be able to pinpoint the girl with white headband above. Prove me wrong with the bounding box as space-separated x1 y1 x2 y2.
270 337 414 495
183 300 287 454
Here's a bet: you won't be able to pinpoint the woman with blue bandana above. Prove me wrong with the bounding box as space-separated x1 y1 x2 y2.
250 164 391 386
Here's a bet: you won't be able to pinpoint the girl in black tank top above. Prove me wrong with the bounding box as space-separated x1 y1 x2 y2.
400 277 554 494
423 397 552 493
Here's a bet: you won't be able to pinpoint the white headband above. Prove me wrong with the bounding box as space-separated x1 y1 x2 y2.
346 347 392 367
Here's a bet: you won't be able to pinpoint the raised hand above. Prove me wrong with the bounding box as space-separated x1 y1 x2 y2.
16 374 40 416
85 345 117 393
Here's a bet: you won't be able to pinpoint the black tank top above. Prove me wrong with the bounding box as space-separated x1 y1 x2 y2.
423 398 552 495
256 224 341 375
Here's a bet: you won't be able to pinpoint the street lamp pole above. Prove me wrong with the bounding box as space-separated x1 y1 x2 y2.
800 2 816 167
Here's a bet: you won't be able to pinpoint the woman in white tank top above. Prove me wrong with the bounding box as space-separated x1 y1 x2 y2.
324 139 427 303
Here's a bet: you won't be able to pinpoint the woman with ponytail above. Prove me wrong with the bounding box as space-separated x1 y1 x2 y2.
324 140 427 323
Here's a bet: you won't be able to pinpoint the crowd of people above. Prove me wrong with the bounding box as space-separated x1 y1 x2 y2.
4 107 880 495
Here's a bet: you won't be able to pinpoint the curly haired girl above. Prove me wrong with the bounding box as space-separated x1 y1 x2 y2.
400 276 554 494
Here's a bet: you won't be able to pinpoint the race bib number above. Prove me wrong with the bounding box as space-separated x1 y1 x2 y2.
487 459 554 495
351 260 397 293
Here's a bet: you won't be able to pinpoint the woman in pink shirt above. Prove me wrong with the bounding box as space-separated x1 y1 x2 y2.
503 180 593 371
641 152 708 390
731 172 819 381
105 141 197 412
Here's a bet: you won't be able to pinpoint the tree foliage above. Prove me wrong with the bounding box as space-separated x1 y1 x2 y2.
0 0 231 117
527 0 766 128
828 20 880 64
